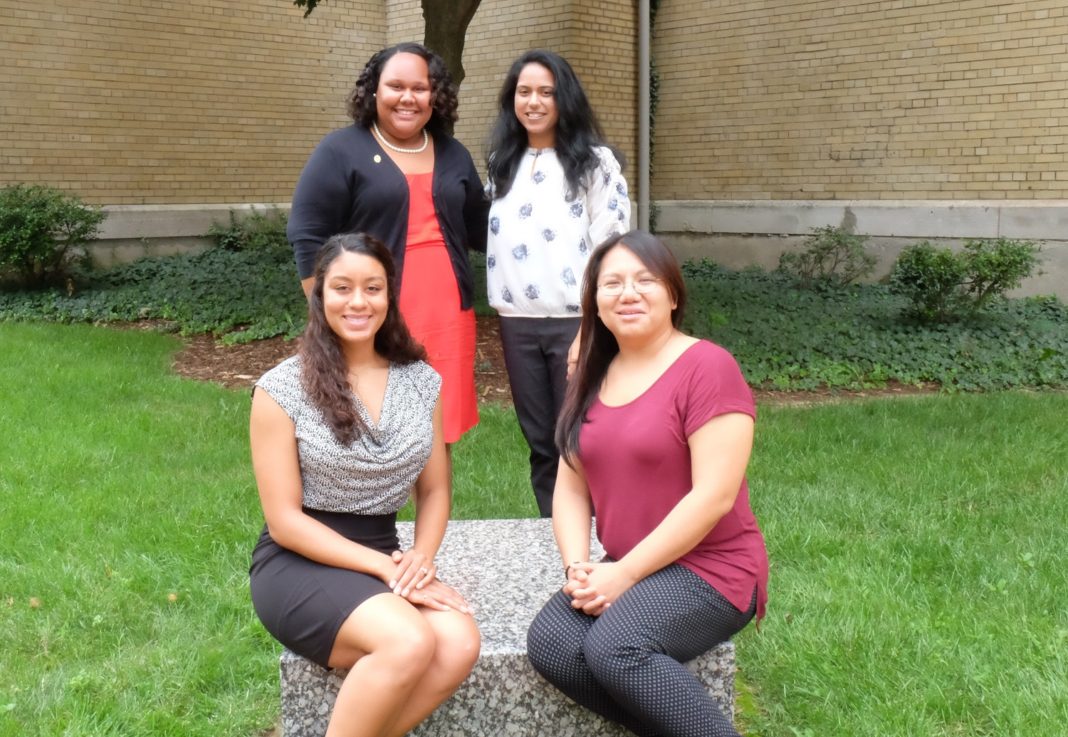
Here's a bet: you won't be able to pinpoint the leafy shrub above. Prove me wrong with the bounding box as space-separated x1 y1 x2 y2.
778 225 876 288
887 242 967 322
207 207 289 254
964 237 1042 308
3 249 1065 391
0 184 106 288
890 238 1041 323
681 259 1067 392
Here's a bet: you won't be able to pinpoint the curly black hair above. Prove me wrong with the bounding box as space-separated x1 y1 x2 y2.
346 42 459 138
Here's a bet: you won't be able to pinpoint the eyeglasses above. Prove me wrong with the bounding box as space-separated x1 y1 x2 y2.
597 276 662 296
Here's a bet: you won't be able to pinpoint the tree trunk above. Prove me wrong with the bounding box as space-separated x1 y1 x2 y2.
421 0 480 87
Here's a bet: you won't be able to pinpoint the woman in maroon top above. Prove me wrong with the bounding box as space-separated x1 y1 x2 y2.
527 230 768 737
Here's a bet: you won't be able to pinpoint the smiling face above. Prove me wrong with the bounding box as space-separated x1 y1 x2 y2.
513 62 559 148
595 245 677 343
375 51 433 146
322 250 389 346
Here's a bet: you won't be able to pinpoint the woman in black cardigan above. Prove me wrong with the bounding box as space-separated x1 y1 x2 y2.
288 42 488 443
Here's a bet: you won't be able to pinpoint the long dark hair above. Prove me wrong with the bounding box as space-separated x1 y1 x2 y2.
347 42 459 138
299 232 426 446
487 49 613 201
555 230 687 465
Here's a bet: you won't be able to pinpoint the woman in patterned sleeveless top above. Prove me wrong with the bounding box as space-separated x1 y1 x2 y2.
248 233 479 736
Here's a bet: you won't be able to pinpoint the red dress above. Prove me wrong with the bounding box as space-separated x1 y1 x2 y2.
399 172 479 442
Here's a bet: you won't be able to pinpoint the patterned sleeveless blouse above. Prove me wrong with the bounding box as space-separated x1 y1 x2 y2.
255 356 441 514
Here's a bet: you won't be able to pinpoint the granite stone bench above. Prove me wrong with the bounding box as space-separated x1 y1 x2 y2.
280 518 736 737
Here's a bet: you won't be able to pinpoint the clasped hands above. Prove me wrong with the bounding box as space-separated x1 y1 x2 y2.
387 548 472 614
564 561 638 617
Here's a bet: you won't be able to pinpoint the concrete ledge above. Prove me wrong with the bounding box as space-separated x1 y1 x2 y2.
89 203 290 267
98 203 290 240
655 199 1068 298
656 199 1068 240
279 518 736 737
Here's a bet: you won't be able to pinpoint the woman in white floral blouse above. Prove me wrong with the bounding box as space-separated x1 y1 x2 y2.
486 49 631 517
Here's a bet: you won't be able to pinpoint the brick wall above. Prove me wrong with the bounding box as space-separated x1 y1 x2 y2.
394 0 637 177
652 0 1068 200
385 0 422 42
0 0 384 205
17 2 1062 207
0 0 636 207
564 0 639 175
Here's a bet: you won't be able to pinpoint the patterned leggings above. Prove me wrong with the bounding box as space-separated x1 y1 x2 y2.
527 564 755 737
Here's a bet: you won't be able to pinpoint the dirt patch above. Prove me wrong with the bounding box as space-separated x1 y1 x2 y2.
752 380 938 406
170 317 936 406
172 315 514 405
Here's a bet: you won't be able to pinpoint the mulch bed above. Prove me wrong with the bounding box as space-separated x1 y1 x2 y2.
170 315 935 405
172 315 514 405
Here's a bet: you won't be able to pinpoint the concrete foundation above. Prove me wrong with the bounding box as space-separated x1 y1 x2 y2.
89 203 289 268
656 199 1068 299
85 199 1067 299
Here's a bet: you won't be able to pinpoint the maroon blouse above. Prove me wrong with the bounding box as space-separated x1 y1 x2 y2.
579 340 768 620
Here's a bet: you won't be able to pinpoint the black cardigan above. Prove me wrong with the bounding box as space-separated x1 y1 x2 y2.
287 124 489 309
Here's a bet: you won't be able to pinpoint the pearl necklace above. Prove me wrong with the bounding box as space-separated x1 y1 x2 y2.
373 122 429 154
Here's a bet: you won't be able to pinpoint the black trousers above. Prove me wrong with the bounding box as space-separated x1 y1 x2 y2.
528 564 756 737
499 316 581 517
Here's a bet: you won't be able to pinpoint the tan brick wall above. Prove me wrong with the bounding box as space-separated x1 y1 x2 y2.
6 1 1068 208
385 0 423 42
388 0 637 177
652 0 1068 200
457 0 637 175
565 0 639 176
0 0 384 205
0 0 635 207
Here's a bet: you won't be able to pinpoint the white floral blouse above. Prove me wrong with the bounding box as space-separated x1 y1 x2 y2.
487 146 631 318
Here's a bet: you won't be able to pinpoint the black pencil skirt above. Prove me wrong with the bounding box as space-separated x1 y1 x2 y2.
249 509 399 667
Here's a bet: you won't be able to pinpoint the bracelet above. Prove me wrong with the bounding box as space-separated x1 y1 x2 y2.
564 560 583 578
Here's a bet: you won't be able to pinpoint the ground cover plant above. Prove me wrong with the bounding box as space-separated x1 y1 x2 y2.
0 244 308 345
3 322 1065 736
681 260 1067 391
3 244 1064 391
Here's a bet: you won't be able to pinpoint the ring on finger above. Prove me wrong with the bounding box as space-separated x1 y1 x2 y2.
419 567 429 574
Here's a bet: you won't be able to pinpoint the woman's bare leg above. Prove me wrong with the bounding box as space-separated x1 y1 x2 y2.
323 593 436 737
380 607 481 737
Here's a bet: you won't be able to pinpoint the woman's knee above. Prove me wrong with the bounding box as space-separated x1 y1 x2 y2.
331 596 437 673
527 601 584 678
582 622 645 682
429 611 481 677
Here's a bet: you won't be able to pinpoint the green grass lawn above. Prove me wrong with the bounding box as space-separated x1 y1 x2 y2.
2 322 1065 736
738 393 1068 736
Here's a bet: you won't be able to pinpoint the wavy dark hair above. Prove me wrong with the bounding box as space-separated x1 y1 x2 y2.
299 232 426 446
346 42 459 138
487 49 617 201
555 230 687 465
